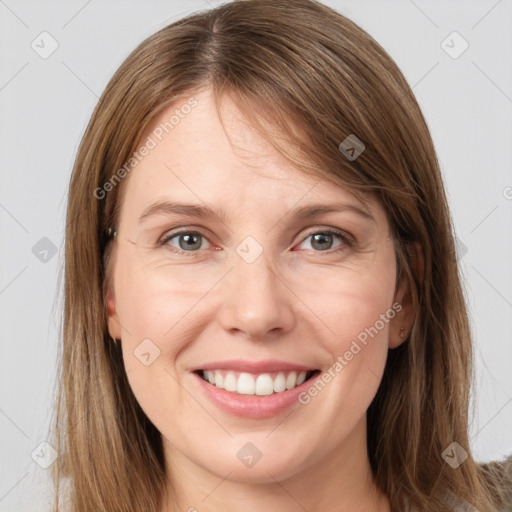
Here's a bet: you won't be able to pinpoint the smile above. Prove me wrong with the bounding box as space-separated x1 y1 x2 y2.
198 369 318 396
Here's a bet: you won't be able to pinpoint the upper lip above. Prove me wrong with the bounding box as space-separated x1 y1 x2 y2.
194 359 317 374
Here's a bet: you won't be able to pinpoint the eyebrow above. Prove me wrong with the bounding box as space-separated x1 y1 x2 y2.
138 200 376 225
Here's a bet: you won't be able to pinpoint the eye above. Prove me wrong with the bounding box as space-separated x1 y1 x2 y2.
295 229 352 254
160 230 211 254
158 227 353 257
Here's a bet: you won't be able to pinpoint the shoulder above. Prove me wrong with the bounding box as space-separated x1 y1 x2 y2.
402 456 512 512
479 454 512 511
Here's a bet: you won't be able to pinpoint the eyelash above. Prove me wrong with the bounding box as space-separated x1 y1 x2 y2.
158 227 354 258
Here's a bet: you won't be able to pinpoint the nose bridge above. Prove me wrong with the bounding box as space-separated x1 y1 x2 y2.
234 242 277 295
218 239 295 337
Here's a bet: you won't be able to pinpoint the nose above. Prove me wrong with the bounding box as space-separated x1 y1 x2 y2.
217 249 296 340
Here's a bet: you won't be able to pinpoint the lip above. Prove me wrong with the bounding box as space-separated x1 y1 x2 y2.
194 359 317 374
191 363 321 419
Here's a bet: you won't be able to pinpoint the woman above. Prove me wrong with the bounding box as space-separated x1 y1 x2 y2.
52 0 511 510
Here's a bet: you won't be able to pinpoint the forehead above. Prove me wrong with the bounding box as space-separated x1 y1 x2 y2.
118 88 383 226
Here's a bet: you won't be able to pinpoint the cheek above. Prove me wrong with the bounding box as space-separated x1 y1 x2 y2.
113 260 198 425
299 260 396 346
115 243 397 355
113 256 197 376
300 255 396 396
323 285 392 391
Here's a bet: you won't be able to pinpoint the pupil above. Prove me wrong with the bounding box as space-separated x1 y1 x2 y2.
312 233 332 251
179 234 201 250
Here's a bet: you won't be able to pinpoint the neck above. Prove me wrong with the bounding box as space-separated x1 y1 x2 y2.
160 416 390 512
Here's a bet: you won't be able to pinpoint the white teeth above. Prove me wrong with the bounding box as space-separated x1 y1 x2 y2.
214 370 223 388
237 373 255 395
286 371 297 390
273 372 286 393
201 369 313 395
296 371 307 386
255 374 274 396
223 372 237 392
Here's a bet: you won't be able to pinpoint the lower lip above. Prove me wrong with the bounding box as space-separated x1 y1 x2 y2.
192 372 319 419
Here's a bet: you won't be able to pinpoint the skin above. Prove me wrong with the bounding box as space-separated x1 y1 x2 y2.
106 87 415 512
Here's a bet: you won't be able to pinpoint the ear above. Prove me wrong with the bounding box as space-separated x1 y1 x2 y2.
106 286 122 340
389 242 424 349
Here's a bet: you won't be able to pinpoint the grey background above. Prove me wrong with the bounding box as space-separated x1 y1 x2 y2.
1 0 511 510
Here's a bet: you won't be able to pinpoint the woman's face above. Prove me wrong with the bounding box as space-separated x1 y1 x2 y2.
107 87 407 485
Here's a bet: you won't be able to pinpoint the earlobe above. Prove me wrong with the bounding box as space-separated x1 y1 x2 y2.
389 321 408 349
389 271 411 349
106 288 122 340
389 242 423 349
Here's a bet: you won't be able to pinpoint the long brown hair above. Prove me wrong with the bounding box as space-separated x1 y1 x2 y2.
51 0 510 510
